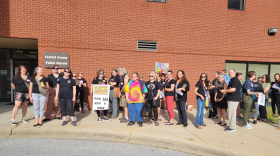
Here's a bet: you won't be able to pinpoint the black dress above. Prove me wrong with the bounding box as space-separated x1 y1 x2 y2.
216 86 228 109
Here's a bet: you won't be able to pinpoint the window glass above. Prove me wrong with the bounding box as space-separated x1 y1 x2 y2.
0 49 10 58
270 64 280 82
248 64 269 80
0 59 11 98
228 0 244 11
226 62 246 83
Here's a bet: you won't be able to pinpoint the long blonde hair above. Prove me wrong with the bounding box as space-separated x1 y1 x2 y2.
149 70 157 81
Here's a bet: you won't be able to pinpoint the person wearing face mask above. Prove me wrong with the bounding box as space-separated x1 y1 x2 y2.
91 68 109 122
29 66 49 126
108 69 120 119
44 65 61 122
164 70 176 125
145 71 161 126
75 70 87 113
10 65 31 125
55 68 77 126
124 72 147 127
194 73 209 129
175 70 190 127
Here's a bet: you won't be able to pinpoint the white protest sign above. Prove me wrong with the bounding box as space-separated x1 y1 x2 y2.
258 93 265 106
92 85 110 110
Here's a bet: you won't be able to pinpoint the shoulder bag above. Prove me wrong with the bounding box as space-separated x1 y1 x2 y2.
35 77 48 96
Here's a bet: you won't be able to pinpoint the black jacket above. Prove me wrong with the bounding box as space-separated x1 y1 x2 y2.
175 80 190 101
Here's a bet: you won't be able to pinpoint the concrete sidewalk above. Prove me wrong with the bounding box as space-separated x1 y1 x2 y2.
0 104 279 156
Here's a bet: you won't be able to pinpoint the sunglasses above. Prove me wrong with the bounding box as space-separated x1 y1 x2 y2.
99 73 104 75
201 76 206 78
64 71 71 73
149 75 154 77
53 68 59 70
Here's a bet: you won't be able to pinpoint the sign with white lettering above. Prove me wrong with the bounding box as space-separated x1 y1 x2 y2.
92 85 110 110
44 52 69 68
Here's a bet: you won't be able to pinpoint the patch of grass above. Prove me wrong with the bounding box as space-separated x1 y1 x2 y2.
240 106 279 125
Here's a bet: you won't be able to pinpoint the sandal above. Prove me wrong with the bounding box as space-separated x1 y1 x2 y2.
220 123 227 126
196 125 202 129
165 122 174 125
164 121 170 123
147 121 153 125
158 118 162 121
155 122 159 126
201 124 207 127
215 122 222 124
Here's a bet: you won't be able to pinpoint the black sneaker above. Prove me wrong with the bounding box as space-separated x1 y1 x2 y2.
127 121 135 126
103 117 111 121
62 121 67 126
253 120 257 124
224 127 236 132
71 121 76 126
43 119 51 122
10 120 17 126
176 122 183 125
139 121 143 127
183 123 188 127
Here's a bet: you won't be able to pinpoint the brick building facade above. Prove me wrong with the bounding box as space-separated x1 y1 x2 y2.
0 0 279 108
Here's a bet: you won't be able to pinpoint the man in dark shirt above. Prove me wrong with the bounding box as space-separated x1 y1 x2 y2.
220 69 241 132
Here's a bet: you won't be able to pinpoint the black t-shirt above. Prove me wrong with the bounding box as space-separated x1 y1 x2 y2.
12 75 31 93
195 81 206 99
253 82 264 102
145 81 161 100
109 75 120 90
159 80 166 90
31 77 48 93
227 76 242 102
48 73 60 88
164 79 176 97
92 77 107 85
209 78 217 95
77 78 87 92
58 78 76 99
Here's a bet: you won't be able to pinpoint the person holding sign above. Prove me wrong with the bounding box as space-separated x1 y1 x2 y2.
10 65 31 125
55 68 76 126
91 68 109 122
75 70 87 113
241 71 263 129
124 72 148 127
29 66 49 126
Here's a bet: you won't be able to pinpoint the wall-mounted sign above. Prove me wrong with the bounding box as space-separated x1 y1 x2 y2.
44 52 69 69
1 70 7 75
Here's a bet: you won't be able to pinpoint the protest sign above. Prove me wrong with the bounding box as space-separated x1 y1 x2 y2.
155 62 169 73
92 85 110 110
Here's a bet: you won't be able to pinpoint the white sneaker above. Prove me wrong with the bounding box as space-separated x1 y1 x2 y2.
22 118 29 123
242 124 253 130
10 120 17 126
98 117 102 122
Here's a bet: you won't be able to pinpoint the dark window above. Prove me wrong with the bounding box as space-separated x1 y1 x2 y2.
147 0 167 3
228 0 245 11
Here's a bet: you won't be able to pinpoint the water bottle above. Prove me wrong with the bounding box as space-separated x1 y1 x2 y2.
55 99 58 107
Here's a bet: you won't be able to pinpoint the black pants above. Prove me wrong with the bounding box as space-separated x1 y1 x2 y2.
210 94 217 117
271 94 277 114
75 90 84 111
176 100 188 124
259 99 268 119
60 98 74 117
147 100 158 121
97 110 108 117
276 94 280 115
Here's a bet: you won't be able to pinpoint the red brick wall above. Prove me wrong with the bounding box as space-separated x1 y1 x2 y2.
0 0 279 108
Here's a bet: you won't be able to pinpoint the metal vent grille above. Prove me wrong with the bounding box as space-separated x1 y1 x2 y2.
137 40 158 51
147 0 167 3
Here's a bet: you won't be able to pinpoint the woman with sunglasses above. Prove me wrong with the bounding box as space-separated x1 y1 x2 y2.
194 73 209 129
109 69 120 119
145 71 161 126
175 70 190 127
55 68 76 126
164 70 176 125
271 73 280 117
91 68 109 122
11 65 31 125
259 75 271 122
29 66 49 126
75 70 87 113
44 65 61 122
159 73 167 115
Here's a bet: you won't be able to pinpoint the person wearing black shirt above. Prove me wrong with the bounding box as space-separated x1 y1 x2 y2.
158 73 167 116
220 69 242 132
209 71 220 119
10 65 31 125
175 70 190 127
29 66 49 126
271 73 280 117
145 71 161 126
252 79 264 124
44 65 61 122
91 68 109 122
164 70 176 125
75 70 87 113
108 69 119 119
55 68 76 126
194 73 209 129
214 75 228 126
118 67 130 123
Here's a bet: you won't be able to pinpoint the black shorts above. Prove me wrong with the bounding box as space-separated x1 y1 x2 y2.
15 92 29 102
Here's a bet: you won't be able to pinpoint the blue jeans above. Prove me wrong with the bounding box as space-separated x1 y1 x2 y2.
128 103 143 122
195 98 205 126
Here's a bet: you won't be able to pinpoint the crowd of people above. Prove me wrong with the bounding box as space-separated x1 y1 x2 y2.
10 65 280 132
